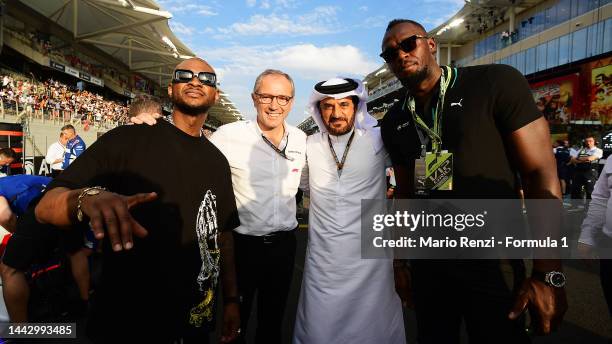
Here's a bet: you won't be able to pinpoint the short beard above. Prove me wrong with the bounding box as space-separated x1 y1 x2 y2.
172 94 211 117
399 64 430 90
325 115 355 136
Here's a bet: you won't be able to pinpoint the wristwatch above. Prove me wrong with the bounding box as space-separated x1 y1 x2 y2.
77 186 106 222
532 270 566 288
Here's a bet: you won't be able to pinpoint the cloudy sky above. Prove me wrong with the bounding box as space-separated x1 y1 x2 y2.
158 0 464 125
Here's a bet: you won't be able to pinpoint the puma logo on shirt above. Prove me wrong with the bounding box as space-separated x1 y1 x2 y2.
451 99 463 107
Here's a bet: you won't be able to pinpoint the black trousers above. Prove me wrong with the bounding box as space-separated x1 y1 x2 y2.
411 260 530 344
600 259 612 316
571 168 598 200
233 230 296 344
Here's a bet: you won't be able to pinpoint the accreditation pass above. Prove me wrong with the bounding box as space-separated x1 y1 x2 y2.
0 323 76 338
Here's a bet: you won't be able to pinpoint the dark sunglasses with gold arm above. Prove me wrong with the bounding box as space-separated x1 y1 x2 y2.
380 34 429 63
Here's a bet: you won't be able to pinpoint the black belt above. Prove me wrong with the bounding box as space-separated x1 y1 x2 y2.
235 229 295 244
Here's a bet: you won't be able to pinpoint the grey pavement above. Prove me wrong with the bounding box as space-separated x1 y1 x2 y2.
249 207 612 344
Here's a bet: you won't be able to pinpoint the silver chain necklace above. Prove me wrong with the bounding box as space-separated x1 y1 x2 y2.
163 115 204 137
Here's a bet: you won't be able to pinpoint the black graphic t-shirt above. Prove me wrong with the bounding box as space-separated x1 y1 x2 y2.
49 120 240 340
381 64 542 198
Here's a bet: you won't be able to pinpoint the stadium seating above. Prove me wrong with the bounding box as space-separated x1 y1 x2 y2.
0 71 129 128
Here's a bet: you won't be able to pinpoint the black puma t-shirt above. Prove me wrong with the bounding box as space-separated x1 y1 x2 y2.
381 64 542 198
48 120 240 340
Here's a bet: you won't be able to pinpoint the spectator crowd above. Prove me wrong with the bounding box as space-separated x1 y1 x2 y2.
0 73 129 127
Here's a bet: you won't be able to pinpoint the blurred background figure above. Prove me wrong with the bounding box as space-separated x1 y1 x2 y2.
0 148 17 177
554 140 571 197
60 125 85 170
386 167 396 199
128 97 162 119
579 157 612 316
45 131 68 178
570 136 603 207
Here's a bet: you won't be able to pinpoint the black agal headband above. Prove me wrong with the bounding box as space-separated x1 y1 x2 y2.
314 78 359 95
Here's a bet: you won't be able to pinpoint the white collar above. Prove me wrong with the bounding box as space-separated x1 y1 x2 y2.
328 128 355 144
253 120 289 141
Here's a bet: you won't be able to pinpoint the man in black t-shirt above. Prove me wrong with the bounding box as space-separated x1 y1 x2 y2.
379 19 567 343
554 140 571 195
4 58 241 343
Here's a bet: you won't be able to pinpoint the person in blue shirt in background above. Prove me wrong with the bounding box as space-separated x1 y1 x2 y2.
0 174 51 232
0 148 18 177
0 174 95 322
61 125 86 169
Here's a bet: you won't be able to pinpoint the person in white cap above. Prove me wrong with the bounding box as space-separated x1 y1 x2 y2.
293 77 405 344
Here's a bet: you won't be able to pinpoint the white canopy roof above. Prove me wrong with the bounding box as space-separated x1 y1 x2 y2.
15 0 242 124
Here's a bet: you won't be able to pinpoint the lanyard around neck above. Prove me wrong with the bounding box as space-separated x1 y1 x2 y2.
403 65 453 153
261 134 294 161
327 130 356 177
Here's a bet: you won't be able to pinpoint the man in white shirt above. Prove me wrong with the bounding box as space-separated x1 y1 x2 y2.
579 157 612 316
570 136 603 203
45 132 68 177
209 70 306 344
293 77 405 344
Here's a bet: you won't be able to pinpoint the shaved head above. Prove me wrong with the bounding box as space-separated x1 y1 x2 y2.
385 19 427 35
168 57 219 117
174 57 215 74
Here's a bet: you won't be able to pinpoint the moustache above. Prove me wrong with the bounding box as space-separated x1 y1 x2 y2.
401 60 419 68
183 86 204 94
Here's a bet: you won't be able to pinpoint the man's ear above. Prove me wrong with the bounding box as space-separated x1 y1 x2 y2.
167 83 173 97
429 37 437 56
214 89 220 104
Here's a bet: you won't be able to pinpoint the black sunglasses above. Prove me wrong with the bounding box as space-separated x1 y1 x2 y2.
172 69 217 87
380 35 429 63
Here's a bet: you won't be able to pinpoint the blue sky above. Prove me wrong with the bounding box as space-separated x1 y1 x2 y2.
158 0 464 125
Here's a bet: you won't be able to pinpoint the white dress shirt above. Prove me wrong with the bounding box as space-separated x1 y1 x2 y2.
580 158 612 246
209 120 306 236
45 141 65 171
571 146 603 160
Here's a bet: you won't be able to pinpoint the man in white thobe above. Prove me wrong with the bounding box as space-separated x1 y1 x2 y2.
294 78 405 344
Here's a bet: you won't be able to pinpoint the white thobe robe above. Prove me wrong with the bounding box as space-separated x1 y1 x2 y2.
294 128 406 344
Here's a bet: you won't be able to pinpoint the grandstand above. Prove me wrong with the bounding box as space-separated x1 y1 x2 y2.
1 73 129 127
0 0 243 174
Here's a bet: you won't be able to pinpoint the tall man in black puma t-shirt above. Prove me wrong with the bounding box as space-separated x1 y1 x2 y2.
379 19 567 343
31 58 241 343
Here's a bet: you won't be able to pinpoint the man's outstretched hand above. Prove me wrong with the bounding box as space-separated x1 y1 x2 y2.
80 191 158 251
